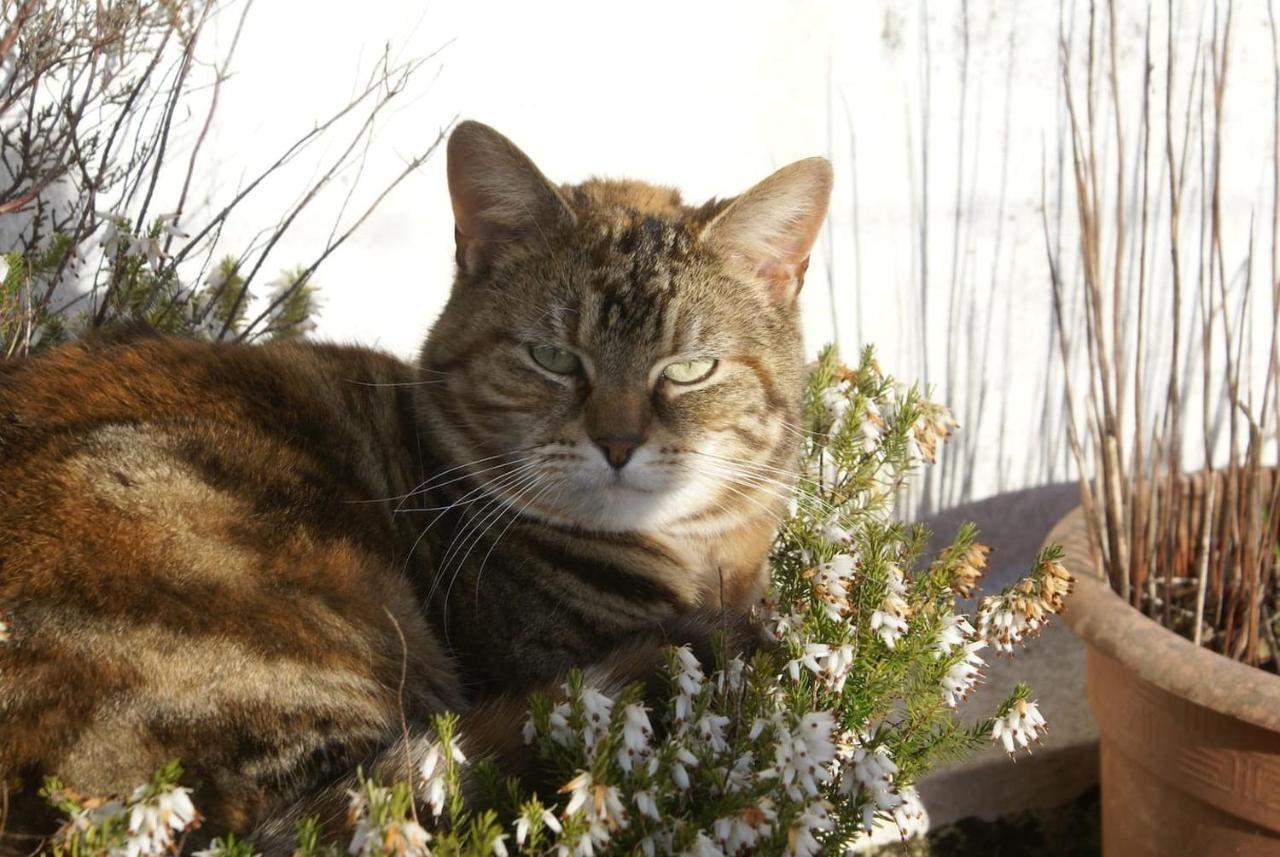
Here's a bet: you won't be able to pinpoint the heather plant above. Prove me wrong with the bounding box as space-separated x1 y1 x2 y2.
0 0 446 357
34 347 1071 856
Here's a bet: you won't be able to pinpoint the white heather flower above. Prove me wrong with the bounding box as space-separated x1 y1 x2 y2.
581 687 614 728
786 800 834 857
97 213 124 256
681 832 726 857
561 771 627 851
419 733 466 818
941 640 987 707
346 786 431 857
387 821 432 857
0 256 9 285
860 403 884 453
717 655 746 693
617 703 653 773
724 751 755 793
713 799 775 854
820 380 852 432
671 745 699 790
491 833 509 857
870 563 910 648
120 785 198 857
516 807 562 847
763 712 837 800
808 553 857 620
155 212 188 240
514 816 529 847
786 642 854 693
580 686 615 751
891 785 929 839
522 715 537 745
694 712 731 753
932 613 974 657
633 789 661 821
766 603 806 645
819 519 854 545
838 733 911 831
546 700 574 746
977 564 1071 653
672 645 706 721
992 699 1047 755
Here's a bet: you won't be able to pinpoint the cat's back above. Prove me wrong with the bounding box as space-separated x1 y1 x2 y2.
0 336 459 845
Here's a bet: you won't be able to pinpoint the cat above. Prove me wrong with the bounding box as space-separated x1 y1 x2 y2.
0 121 832 852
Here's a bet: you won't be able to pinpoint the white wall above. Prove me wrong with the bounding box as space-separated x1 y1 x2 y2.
197 0 1279 512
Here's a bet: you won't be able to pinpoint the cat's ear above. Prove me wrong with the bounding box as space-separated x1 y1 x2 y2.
699 158 833 306
446 121 576 274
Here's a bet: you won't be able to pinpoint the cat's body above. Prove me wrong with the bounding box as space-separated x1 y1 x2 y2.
0 122 831 851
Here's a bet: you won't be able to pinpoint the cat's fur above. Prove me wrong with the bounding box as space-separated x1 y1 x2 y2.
0 122 831 851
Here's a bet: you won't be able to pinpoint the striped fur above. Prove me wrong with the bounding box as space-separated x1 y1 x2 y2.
0 122 831 852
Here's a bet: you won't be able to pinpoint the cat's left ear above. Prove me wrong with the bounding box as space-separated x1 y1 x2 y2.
699 158 833 306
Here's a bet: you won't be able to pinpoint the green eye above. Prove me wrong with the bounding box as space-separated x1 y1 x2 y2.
530 344 580 375
663 358 717 385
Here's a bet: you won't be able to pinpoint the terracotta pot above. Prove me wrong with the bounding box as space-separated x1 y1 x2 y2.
1047 506 1280 856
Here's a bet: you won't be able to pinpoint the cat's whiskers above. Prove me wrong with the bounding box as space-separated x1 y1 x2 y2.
435 470 542 580
688 449 820 487
436 471 555 636
453 475 566 635
665 460 788 525
399 461 542 517
404 462 547 584
431 462 555 580
393 456 538 513
675 456 838 520
777 419 825 440
689 452 836 508
342 378 451 388
349 449 527 505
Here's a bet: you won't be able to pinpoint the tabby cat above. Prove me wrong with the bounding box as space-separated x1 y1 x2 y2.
0 121 832 852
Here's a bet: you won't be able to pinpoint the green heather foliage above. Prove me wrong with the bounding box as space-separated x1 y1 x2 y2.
38 347 1071 856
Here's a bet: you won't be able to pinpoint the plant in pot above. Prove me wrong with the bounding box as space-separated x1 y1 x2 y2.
1045 3 1280 854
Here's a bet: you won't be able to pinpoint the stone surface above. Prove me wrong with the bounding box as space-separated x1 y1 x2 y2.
915 482 1099 828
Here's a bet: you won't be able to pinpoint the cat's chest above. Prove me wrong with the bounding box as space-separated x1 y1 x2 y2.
666 520 777 612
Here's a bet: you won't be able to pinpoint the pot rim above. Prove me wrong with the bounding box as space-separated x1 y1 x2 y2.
1046 505 1280 733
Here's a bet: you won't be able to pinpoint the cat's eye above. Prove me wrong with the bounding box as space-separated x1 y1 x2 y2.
529 344 581 375
663 358 717 385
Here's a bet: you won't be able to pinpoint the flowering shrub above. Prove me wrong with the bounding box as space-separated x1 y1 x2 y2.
0 1 443 359
38 346 1071 855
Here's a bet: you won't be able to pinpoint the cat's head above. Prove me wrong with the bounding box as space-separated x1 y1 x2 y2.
418 121 831 536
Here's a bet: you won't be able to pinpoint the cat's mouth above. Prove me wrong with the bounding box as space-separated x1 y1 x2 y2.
605 470 655 493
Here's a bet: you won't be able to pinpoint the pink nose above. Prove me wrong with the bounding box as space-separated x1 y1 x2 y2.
594 436 642 470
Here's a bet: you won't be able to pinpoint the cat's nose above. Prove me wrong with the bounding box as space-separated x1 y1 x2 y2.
593 435 643 470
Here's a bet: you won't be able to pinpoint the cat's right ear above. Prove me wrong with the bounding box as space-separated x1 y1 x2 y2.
446 121 576 275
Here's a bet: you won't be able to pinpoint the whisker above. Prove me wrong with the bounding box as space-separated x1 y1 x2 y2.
667 461 791 523
342 378 450 388
437 472 550 631
393 457 536 513
402 464 544 582
462 476 565 625
428 468 546 601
